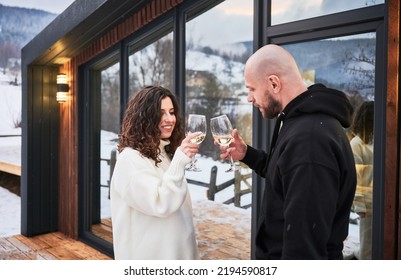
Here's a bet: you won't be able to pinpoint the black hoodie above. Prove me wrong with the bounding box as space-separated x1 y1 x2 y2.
243 84 357 259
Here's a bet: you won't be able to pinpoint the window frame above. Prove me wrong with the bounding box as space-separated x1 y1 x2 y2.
78 45 121 256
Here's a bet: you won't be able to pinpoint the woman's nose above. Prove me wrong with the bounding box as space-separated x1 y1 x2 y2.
164 113 173 122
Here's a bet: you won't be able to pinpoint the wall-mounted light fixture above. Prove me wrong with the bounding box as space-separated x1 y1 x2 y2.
56 73 69 103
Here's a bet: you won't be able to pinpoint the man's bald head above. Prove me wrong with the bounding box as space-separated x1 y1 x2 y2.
245 44 301 84
244 44 308 113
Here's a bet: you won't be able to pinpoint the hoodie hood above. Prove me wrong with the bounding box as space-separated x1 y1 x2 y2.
282 83 354 128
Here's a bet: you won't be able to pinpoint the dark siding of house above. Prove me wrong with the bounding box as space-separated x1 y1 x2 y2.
21 66 59 236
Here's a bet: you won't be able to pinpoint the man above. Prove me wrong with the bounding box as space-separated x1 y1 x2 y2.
219 44 356 259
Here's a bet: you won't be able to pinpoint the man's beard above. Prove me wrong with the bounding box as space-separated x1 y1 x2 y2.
262 90 281 119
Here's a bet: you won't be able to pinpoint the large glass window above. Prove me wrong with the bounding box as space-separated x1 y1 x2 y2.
128 32 174 96
76 0 387 259
271 0 384 25
83 53 120 246
98 60 120 243
282 33 376 259
184 0 253 258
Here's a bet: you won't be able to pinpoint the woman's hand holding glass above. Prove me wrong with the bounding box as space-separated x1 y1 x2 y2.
185 114 207 172
179 132 202 159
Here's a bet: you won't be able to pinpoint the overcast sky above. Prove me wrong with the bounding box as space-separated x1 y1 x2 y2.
0 0 74 14
0 0 382 46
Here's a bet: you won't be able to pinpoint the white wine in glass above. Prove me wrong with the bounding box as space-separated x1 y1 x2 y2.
210 114 239 172
185 114 207 172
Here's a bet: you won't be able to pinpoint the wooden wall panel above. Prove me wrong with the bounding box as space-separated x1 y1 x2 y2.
395 0 401 260
58 61 78 238
384 0 400 259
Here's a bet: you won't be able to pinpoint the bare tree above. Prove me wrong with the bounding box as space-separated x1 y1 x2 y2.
343 41 375 100
101 67 120 134
129 35 174 93
0 42 19 73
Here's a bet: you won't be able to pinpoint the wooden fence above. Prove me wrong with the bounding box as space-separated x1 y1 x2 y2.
187 165 252 209
102 149 252 208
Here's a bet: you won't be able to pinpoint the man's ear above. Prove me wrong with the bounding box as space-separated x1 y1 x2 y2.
268 75 281 93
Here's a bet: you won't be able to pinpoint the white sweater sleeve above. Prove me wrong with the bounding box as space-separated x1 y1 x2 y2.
111 147 192 217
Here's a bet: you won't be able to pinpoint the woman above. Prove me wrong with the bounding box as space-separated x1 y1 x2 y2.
110 85 200 260
350 101 374 260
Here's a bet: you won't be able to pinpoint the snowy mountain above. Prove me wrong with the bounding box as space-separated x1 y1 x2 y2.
0 4 56 48
0 4 56 74
186 49 247 94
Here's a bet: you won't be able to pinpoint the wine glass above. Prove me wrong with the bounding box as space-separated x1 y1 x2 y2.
210 114 239 172
185 114 207 172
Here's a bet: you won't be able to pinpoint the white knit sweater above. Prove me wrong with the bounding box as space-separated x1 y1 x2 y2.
350 135 373 215
110 140 199 260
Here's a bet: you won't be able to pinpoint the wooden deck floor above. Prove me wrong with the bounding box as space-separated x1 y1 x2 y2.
0 232 111 260
0 200 251 260
193 200 251 260
0 199 359 260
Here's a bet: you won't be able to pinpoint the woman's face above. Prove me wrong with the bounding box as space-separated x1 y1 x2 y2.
159 97 176 140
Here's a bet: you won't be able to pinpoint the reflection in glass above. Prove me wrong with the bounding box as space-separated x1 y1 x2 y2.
283 33 375 103
128 32 174 97
93 61 120 243
271 0 384 25
282 33 376 259
185 0 253 209
350 101 374 260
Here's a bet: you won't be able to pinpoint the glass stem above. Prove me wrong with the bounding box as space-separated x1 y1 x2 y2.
229 152 235 168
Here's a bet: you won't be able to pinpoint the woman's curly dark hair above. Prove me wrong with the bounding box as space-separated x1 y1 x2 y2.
118 86 184 166
351 101 374 144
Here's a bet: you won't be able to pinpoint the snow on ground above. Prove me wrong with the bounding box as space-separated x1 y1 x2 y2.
0 187 21 237
0 135 21 166
0 71 22 165
0 70 22 237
